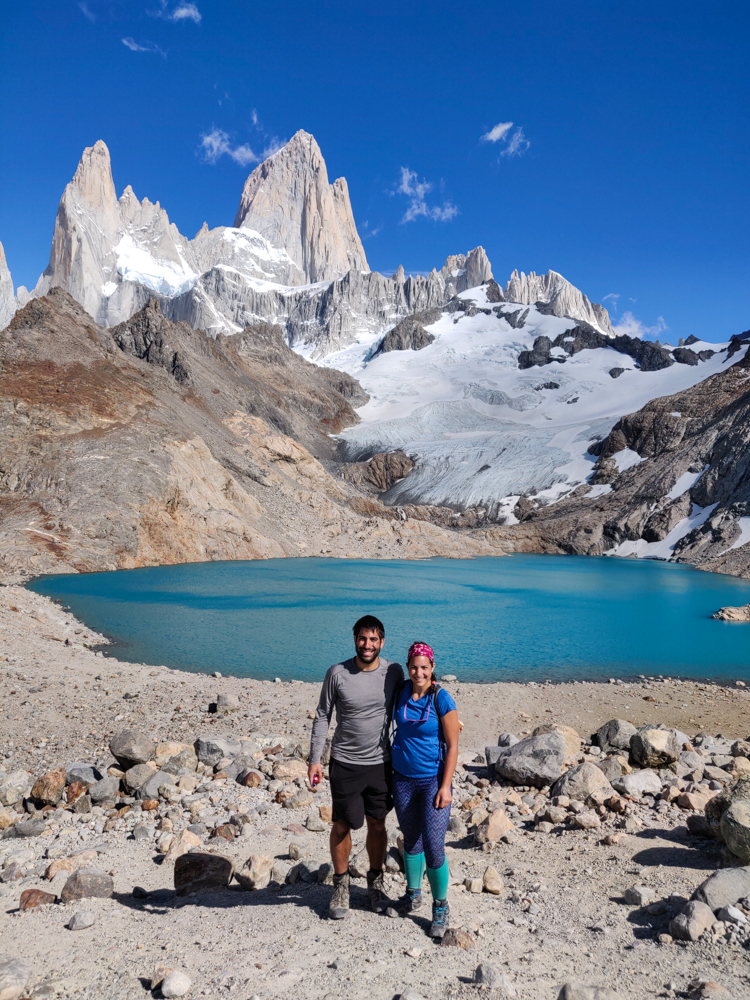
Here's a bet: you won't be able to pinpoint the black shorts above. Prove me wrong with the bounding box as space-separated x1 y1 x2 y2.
329 758 393 830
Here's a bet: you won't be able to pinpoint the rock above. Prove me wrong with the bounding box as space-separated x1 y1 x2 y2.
679 791 710 811
612 769 662 799
11 818 46 838
161 970 192 998
216 693 240 713
495 733 566 788
0 808 18 832
60 869 114 902
669 900 715 941
87 776 120 804
712 604 750 622
447 815 468 837
693 866 750 910
474 964 503 989
236 855 274 891
498 733 520 748
0 772 31 807
45 849 98 880
194 736 241 767
109 729 155 769
465 877 483 893
65 763 102 786
0 955 31 1000
596 755 632 782
687 981 733 1000
483 866 503 894
151 964 174 990
624 885 657 906
306 813 326 832
0 865 23 884
550 763 613 802
30 766 67 806
348 847 370 878
531 723 581 757
174 852 234 895
721 801 750 860
596 719 638 755
71 794 92 814
211 824 235 842
573 811 601 830
122 762 156 793
238 768 263 788
474 809 515 845
65 781 86 805
132 824 152 842
441 928 475 949
222 754 255 781
272 758 308 781
154 741 192 767
485 746 506 769
630 727 681 767
18 889 56 910
318 805 333 823
67 911 96 930
164 829 202 861
282 789 313 810
136 769 176 801
556 986 623 1000
717 904 746 925
399 990 426 1000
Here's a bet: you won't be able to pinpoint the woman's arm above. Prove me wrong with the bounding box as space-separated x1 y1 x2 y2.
435 709 459 809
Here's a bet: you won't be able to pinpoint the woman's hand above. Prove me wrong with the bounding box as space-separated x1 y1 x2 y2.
434 785 452 810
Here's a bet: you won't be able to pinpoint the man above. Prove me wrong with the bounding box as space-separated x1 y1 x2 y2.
308 614 404 919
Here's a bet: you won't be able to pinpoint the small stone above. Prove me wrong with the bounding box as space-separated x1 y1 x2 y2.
441 927 475 949
161 970 192 998
236 855 274 891
60 869 114 903
88 776 120 804
216 693 240 713
158 834 175 854
132 886 150 898
0 864 23 884
19 889 56 911
151 964 175 990
283 789 313 810
174 852 234 895
193 736 241 768
717 904 747 925
693 866 750 911
318 805 333 823
482 866 503 894
65 763 102 786
122 763 156 794
465 877 483 893
0 807 18 832
720 801 750 861
64 781 86 806
678 791 710 811
348 847 369 878
67 911 96 931
164 829 201 861
306 813 326 832
109 729 155 769
573 811 600 830
12 818 46 838
687 982 732 999
669 900 715 941
272 758 308 781
657 933 673 945
556 986 623 1000
71 794 92 814
596 718 638 755
623 885 657 906
536 821 554 834
474 808 514 845
399 990 426 1000
0 955 31 1000
211 824 236 842
132 824 151 841
141 798 159 811
45 850 98 881
238 769 263 788
31 767 67 807
612 769 662 799
550 763 613 802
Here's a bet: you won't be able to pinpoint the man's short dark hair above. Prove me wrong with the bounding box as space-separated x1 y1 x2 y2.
353 615 385 639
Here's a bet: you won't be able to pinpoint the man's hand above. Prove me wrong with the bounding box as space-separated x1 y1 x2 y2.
308 762 323 788
434 785 452 809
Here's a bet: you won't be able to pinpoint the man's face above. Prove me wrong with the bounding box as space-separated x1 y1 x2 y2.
354 628 384 663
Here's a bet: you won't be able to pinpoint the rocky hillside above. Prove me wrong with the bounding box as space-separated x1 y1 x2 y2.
491 338 750 577
0 290 506 585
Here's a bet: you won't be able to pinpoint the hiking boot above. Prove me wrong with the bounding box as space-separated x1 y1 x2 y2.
398 887 423 914
329 872 350 919
430 898 450 938
366 868 390 913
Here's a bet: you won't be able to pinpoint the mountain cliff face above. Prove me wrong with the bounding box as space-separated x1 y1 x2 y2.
0 241 15 331
504 269 614 335
234 130 368 283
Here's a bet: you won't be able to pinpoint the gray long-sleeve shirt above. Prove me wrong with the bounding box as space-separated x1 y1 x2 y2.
309 657 405 766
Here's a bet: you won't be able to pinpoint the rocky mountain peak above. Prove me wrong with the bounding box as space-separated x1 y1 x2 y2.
0 239 16 331
233 129 368 284
504 268 613 335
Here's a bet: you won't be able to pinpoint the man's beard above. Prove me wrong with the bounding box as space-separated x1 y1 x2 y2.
357 646 379 663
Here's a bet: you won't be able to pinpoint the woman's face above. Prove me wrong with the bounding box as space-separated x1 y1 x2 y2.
408 655 433 688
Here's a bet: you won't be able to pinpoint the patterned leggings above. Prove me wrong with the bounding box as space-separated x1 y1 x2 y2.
392 769 452 870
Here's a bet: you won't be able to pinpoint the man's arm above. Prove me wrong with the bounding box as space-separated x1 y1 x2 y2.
308 667 337 785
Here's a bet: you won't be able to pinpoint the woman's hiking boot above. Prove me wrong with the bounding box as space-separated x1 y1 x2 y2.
398 887 423 914
366 868 390 913
329 872 350 920
430 898 450 938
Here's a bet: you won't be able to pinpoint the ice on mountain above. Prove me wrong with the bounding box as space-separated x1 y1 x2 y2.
666 465 708 500
610 503 718 560
612 448 644 474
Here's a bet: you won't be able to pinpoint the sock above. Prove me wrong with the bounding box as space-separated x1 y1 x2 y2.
426 858 450 901
333 871 348 881
403 851 426 891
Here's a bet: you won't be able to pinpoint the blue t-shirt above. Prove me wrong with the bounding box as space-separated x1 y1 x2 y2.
391 684 457 778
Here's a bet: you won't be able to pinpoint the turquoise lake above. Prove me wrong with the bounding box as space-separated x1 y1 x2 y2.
26 555 750 683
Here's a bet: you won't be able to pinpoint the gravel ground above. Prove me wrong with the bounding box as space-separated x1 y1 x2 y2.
1 583 749 1000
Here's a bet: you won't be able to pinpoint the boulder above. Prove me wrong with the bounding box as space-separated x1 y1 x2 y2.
687 982 733 1000
154 741 192 767
474 809 514 845
482 866 503 894
223 754 256 782
612 769 662 799
174 852 234 895
10 818 45 838
216 693 240 713
238 768 263 788
630 727 680 768
30 766 67 806
164 829 201 861
272 758 308 781
721 801 750 859
692 866 750 911
161 749 198 776
136 769 176 801
497 733 519 748
65 763 103 786
669 899 715 941
557 986 623 1000
109 729 155 769
19 889 56 911
531 723 581 757
122 763 156 793
485 746 506 769
596 755 632 782
45 849 98 880
0 809 18 832
705 775 750 837
573 811 601 830
0 955 31 1000
624 885 657 906
87 776 120 804
60 869 114 902
236 855 274 890
495 733 566 788
550 763 613 802
194 736 242 767
596 719 637 755
0 771 31 807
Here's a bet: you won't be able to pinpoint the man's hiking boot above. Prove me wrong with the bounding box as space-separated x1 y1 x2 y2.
430 898 450 938
398 887 423 914
366 868 390 913
329 872 350 920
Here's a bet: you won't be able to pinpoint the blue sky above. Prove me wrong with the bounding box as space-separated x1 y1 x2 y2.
0 0 747 342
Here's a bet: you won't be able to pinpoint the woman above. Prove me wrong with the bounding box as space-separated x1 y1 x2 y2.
391 641 459 938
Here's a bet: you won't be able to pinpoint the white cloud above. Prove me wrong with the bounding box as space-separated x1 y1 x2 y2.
79 2 95 22
481 121 513 143
500 126 530 158
251 109 259 126
200 128 258 166
397 167 458 224
172 3 201 22
122 37 166 56
602 293 620 312
614 311 668 340
262 137 286 158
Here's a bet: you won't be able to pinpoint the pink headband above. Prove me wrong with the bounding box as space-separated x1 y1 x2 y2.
408 642 435 664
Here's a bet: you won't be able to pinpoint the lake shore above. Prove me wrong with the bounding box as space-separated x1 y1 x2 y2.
2 582 749 1000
